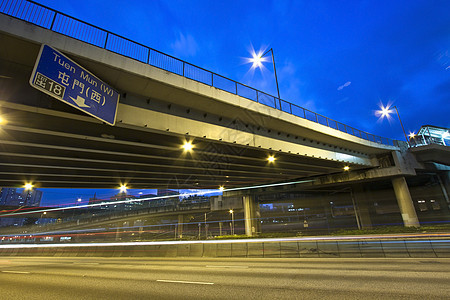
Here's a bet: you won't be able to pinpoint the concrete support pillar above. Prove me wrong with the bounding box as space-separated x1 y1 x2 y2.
177 214 184 239
437 172 450 210
115 222 121 241
243 195 260 237
392 176 420 227
352 185 372 229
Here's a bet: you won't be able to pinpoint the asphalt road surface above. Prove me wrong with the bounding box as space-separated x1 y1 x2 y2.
0 257 449 299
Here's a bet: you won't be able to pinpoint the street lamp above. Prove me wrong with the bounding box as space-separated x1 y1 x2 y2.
182 141 193 151
40 211 47 225
229 209 235 235
250 48 281 100
119 184 127 193
376 104 409 144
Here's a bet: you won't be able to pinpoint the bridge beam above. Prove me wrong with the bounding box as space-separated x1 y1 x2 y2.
392 176 420 227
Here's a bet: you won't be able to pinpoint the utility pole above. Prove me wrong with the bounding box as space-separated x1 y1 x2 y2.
204 212 208 239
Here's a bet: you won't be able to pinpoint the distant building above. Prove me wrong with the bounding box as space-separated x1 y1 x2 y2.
88 192 142 211
0 188 18 206
110 192 141 211
0 188 42 206
138 193 157 199
137 193 157 208
18 189 42 206
0 187 43 227
155 189 179 207
88 193 99 206
157 189 179 197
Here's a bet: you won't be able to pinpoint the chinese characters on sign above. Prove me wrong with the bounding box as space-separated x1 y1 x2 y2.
29 45 120 125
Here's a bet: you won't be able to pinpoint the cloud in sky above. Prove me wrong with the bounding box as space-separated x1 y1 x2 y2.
171 32 198 58
337 81 351 91
337 97 350 104
436 50 450 70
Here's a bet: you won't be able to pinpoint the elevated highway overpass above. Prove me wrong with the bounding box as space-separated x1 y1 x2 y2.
0 10 401 190
0 1 448 233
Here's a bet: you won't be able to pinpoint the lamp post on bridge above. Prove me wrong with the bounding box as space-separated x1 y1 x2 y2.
249 48 281 101
376 104 410 145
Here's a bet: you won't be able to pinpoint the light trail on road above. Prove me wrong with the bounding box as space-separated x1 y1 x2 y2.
0 233 449 249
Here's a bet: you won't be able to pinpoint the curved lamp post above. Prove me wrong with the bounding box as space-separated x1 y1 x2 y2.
376 104 409 145
250 48 281 100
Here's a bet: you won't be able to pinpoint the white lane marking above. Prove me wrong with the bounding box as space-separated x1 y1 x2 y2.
157 279 214 285
205 265 248 269
2 271 30 274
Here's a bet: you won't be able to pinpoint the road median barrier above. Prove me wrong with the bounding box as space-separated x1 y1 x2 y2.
2 236 449 258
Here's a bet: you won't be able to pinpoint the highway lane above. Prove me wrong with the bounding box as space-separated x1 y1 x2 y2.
0 257 449 299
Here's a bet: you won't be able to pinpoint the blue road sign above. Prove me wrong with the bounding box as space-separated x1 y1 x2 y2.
29 44 120 125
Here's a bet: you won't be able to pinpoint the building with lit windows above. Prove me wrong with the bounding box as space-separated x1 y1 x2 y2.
0 188 42 207
0 188 43 227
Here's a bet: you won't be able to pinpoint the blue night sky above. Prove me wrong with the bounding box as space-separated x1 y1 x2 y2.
26 0 450 205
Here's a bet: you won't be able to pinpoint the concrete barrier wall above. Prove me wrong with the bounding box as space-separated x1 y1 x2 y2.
1 238 449 258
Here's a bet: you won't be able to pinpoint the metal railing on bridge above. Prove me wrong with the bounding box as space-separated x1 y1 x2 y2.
1 0 398 147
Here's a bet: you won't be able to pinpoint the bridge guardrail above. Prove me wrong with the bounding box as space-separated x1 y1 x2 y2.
0 0 399 147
